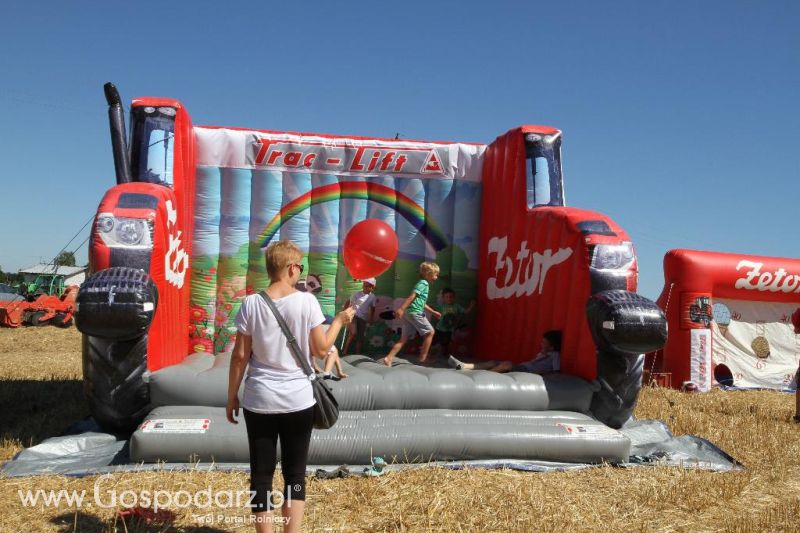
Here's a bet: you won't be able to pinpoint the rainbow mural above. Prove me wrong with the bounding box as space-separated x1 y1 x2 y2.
257 181 449 250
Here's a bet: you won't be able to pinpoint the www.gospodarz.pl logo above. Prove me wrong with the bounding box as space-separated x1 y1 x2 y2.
17 474 296 512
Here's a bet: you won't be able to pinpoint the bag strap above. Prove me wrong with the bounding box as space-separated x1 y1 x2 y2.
259 291 315 379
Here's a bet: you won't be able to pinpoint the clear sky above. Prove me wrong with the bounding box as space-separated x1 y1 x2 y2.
0 1 797 299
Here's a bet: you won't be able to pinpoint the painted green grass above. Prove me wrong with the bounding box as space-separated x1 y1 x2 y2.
188 243 478 355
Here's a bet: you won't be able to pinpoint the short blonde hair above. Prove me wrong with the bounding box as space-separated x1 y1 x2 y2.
265 240 303 281
419 261 440 277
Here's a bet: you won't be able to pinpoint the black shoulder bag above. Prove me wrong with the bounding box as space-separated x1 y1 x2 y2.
259 291 339 429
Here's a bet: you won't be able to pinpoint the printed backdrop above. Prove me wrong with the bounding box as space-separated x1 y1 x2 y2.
711 298 800 390
188 127 486 355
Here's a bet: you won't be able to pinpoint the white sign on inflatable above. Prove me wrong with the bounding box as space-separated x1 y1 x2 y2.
485 236 573 299
164 200 189 289
140 419 210 434
690 329 712 392
734 260 800 294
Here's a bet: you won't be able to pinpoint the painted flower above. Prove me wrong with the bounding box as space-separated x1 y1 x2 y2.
215 331 235 353
192 338 214 353
370 336 385 348
189 306 207 322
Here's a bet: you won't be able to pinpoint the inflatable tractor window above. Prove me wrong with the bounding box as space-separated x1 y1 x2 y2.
77 84 666 464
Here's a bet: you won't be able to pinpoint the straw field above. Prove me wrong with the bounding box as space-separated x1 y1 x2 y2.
2 326 800 532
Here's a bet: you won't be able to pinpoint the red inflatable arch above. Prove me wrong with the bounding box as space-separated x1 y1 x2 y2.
654 249 800 391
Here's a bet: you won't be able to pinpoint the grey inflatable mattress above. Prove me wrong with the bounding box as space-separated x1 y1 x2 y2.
130 406 631 464
148 354 596 413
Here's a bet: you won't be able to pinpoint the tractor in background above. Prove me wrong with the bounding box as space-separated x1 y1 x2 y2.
0 282 78 328
23 273 67 301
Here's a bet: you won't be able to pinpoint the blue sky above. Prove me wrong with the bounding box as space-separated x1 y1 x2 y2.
0 1 797 299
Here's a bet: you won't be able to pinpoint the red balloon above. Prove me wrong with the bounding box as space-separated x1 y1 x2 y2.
343 219 399 279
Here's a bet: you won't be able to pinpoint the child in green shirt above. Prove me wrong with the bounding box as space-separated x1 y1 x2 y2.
381 261 441 366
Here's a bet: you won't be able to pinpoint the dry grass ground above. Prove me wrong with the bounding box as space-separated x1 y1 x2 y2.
1 327 800 532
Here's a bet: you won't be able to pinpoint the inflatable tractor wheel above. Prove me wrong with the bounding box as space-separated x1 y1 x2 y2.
586 290 668 429
82 335 149 433
591 351 645 429
74 267 158 434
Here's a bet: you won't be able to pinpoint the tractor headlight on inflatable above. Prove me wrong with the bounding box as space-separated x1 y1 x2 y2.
96 215 114 233
96 213 154 249
116 219 146 245
590 242 634 272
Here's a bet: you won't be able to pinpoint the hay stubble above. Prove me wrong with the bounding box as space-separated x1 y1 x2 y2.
1 327 800 532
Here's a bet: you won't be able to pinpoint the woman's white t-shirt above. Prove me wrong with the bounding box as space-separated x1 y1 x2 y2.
234 291 325 413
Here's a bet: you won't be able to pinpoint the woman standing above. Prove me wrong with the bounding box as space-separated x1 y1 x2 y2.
227 240 354 532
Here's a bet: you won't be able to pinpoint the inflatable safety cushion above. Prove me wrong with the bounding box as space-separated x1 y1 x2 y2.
130 405 631 465
147 354 596 413
147 352 242 407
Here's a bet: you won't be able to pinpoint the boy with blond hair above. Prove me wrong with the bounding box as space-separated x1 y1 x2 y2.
382 261 441 366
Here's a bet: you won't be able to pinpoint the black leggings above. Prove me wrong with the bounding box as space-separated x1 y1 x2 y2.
243 406 314 512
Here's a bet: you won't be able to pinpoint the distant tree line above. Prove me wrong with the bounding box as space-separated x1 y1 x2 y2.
0 268 24 286
55 251 76 267
0 252 80 287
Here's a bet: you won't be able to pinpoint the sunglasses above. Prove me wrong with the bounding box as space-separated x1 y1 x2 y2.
290 263 304 274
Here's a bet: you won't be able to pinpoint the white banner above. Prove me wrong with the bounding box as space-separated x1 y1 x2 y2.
194 127 486 182
711 298 800 390
690 329 712 392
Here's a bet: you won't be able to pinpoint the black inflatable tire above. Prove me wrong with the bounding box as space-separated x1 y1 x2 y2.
585 290 666 429
28 311 48 326
82 334 149 433
74 267 157 341
590 351 644 429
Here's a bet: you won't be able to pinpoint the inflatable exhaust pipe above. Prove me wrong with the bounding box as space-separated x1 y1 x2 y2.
104 82 132 185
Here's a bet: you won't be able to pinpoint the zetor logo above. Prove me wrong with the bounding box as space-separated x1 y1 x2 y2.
164 200 189 289
734 260 800 293
486 236 573 299
251 137 445 175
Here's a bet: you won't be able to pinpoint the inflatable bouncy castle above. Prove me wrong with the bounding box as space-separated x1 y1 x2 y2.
76 84 666 465
654 249 800 392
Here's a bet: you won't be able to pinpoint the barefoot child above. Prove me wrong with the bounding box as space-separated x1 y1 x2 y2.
449 330 562 374
314 345 349 379
342 278 377 355
382 262 441 366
